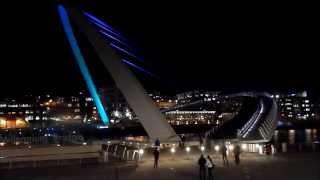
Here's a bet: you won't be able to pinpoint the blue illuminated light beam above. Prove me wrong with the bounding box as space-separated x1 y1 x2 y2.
83 12 118 33
89 19 122 39
57 5 109 125
99 30 125 45
122 59 156 78
110 43 137 58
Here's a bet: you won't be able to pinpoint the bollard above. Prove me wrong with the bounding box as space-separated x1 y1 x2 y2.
281 143 287 153
122 147 127 160
104 151 108 162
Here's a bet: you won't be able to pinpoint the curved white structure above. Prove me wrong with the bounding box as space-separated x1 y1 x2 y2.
228 92 278 143
60 6 179 143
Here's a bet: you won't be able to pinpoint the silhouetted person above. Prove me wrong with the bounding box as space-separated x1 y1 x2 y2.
266 144 272 155
153 147 160 168
198 154 207 180
155 138 160 147
234 144 241 165
206 155 215 180
180 135 186 148
221 143 229 166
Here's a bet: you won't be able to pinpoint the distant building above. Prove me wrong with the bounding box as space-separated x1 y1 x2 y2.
176 90 219 106
99 87 135 124
165 90 241 126
0 97 45 129
0 92 98 129
149 91 177 110
272 91 316 122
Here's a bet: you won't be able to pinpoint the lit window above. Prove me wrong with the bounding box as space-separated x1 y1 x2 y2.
74 109 80 113
25 116 33 121
85 97 93 102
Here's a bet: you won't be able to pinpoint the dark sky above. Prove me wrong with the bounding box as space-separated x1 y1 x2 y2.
0 1 319 97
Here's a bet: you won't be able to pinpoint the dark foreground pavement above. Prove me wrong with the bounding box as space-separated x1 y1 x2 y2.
1 153 319 180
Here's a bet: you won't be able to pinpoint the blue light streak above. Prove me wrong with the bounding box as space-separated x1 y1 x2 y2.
83 12 145 63
57 5 109 125
99 30 124 45
83 12 118 34
122 59 155 77
89 19 122 39
110 43 137 58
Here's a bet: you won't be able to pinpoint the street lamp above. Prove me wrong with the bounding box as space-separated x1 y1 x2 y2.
214 145 220 152
138 149 144 155
185 146 191 160
170 147 176 154
200 145 205 152
186 146 191 153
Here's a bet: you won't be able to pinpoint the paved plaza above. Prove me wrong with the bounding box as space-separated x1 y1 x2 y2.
1 152 319 180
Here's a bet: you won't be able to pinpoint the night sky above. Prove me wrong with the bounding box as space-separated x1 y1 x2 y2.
0 1 319 97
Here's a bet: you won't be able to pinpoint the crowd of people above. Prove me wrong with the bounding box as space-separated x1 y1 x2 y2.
152 138 243 180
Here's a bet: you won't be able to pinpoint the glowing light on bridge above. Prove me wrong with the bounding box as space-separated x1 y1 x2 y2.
83 12 119 34
122 59 155 77
110 43 137 58
57 5 109 125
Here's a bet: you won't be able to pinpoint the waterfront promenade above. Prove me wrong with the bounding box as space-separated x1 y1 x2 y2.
1 148 319 180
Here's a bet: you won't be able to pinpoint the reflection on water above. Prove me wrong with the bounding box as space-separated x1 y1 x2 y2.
288 129 295 145
306 129 312 144
274 128 319 144
274 130 279 142
312 129 317 140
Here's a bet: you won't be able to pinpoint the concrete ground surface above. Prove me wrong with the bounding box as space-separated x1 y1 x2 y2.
1 152 319 180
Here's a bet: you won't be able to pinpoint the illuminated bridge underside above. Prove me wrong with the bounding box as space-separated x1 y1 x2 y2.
68 8 179 143
227 92 278 143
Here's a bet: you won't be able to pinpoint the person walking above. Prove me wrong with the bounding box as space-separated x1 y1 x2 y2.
206 155 215 180
198 154 207 180
221 143 229 166
153 147 160 168
234 144 241 165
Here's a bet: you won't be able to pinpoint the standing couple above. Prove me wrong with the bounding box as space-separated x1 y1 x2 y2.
198 154 215 180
